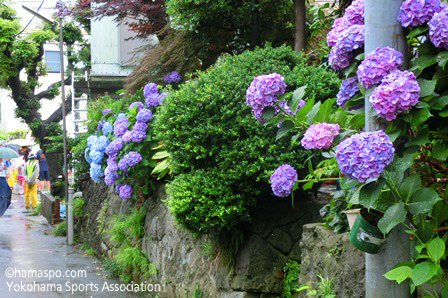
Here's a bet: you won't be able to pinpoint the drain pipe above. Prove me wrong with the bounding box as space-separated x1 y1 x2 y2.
67 187 74 245
364 0 410 297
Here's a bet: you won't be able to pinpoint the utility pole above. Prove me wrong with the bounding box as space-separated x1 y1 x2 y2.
364 1 409 297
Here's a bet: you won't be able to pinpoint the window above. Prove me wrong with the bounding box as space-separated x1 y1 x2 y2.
45 51 61 73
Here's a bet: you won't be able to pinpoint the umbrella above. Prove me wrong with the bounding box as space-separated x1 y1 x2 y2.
11 157 25 170
4 144 20 152
8 139 33 147
0 147 19 159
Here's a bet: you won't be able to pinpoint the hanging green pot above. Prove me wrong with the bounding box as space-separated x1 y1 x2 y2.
349 208 386 254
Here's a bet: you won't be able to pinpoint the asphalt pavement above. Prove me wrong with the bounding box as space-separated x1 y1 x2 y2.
0 193 150 298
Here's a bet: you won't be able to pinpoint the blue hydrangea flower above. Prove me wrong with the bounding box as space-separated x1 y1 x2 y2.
91 136 110 152
90 162 104 183
117 113 127 120
87 135 98 148
145 93 161 108
337 77 359 108
118 184 132 199
270 164 298 198
105 138 124 155
84 148 92 163
136 109 153 123
102 122 113 135
90 150 105 164
336 130 394 183
97 120 105 131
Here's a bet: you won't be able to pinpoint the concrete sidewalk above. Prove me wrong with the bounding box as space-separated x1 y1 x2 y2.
0 194 147 297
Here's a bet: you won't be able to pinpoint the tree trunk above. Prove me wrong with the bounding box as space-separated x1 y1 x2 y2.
250 0 262 49
294 0 306 53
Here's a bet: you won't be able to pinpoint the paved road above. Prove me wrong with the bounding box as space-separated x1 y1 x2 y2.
0 194 149 298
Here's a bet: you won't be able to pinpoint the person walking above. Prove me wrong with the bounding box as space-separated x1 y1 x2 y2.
0 158 12 216
36 150 50 192
24 153 39 209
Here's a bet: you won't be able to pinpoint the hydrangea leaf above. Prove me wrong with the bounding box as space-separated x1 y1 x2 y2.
306 101 321 124
411 107 432 127
384 266 412 284
315 98 336 123
378 202 406 235
418 79 437 97
290 86 306 112
427 237 445 263
408 188 441 215
432 143 448 161
429 96 448 110
399 174 422 202
437 51 448 68
405 129 430 147
359 178 386 210
407 26 429 39
411 262 440 286
276 120 294 140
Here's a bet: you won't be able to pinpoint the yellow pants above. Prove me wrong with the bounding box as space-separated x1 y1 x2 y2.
25 184 37 209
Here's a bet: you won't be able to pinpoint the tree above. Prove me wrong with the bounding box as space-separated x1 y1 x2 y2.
0 1 84 180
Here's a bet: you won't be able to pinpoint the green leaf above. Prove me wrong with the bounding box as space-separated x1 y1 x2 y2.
333 109 348 126
378 202 407 235
429 96 448 110
411 262 440 286
261 106 276 122
432 201 448 224
315 98 336 123
290 86 307 112
306 101 321 124
276 120 294 140
427 237 445 263
344 62 357 77
411 108 432 127
359 178 386 210
307 159 313 175
416 221 434 243
437 51 448 68
384 266 412 284
399 174 422 202
432 143 448 161
296 98 315 122
349 114 364 129
151 151 170 160
418 79 437 98
410 55 437 75
441 107 448 117
408 188 441 215
405 134 429 147
407 26 429 39
151 159 169 175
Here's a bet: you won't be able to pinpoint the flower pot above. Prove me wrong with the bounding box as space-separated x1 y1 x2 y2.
342 208 361 230
349 208 386 254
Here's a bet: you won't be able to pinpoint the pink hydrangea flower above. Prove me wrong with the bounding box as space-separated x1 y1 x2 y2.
301 123 340 150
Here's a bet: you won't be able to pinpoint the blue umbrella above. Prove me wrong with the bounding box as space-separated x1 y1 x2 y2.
0 147 19 159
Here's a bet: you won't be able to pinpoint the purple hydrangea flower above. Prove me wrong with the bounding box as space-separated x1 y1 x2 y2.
344 0 364 25
356 47 403 89
97 120 105 131
328 25 365 70
164 71 182 84
136 109 153 123
115 184 122 194
105 138 124 155
114 117 128 137
102 122 113 135
246 73 287 121
336 131 394 182
106 161 118 173
133 122 148 132
118 184 132 199
398 0 442 27
104 172 116 186
122 151 142 167
143 83 158 98
145 93 162 108
131 130 147 142
327 18 351 47
429 7 448 50
122 130 133 143
118 159 128 171
337 77 359 108
102 108 112 115
90 150 104 164
90 162 104 183
369 70 420 121
270 164 298 198
301 123 340 150
129 102 144 111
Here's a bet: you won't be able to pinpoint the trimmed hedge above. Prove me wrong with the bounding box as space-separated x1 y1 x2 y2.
155 45 339 233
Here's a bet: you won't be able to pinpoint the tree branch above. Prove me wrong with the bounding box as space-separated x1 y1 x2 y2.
43 94 73 125
35 76 72 101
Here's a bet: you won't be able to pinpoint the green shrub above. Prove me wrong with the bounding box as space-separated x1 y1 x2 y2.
155 44 339 233
72 197 84 219
53 221 67 237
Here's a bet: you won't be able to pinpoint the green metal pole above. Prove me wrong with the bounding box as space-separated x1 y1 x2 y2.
364 1 410 297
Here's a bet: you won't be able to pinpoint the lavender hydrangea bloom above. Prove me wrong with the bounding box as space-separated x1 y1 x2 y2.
133 122 148 132
105 138 123 155
270 164 298 198
129 102 144 111
429 8 448 50
131 130 147 142
123 151 142 167
90 163 104 183
369 70 420 121
143 83 158 98
114 117 128 137
336 131 394 182
90 150 104 164
122 130 133 143
104 172 116 186
118 184 132 199
102 108 112 115
97 120 105 131
164 71 182 84
344 0 364 25
301 123 340 150
337 77 359 108
106 161 118 173
246 73 287 121
327 18 351 47
398 0 442 27
86 135 98 148
118 159 128 171
357 47 403 89
145 93 162 108
102 122 113 135
328 25 365 70
136 109 153 123
115 184 122 194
